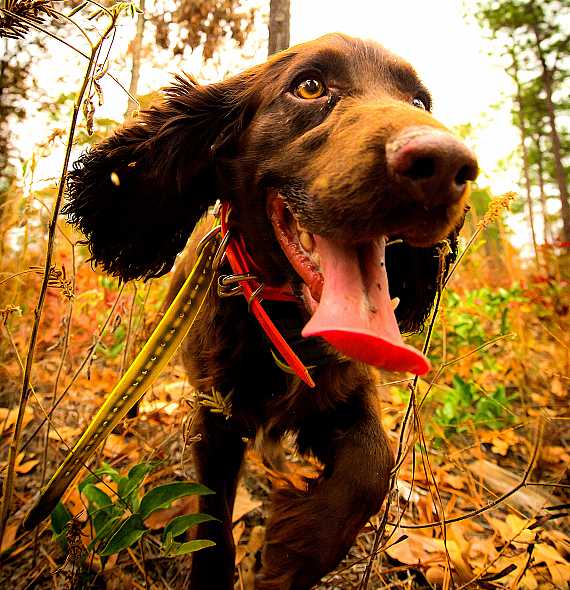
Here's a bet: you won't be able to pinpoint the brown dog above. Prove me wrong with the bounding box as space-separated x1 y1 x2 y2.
63 33 477 590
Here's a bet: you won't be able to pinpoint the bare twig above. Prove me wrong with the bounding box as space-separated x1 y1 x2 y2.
357 202 517 588
396 418 544 530
19 283 125 454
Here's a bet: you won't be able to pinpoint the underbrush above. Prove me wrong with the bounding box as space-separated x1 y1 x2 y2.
0 4 568 586
1 202 568 588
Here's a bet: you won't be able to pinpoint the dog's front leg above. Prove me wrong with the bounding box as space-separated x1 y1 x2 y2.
257 391 394 590
189 406 246 590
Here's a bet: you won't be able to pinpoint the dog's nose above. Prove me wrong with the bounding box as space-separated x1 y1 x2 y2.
387 127 478 205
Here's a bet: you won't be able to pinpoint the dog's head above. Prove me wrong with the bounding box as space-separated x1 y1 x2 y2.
64 33 477 371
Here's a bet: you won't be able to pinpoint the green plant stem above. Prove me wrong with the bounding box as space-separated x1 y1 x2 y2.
0 12 118 546
32 245 76 564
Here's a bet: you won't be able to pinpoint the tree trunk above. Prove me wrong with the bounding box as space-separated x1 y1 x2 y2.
511 49 540 268
125 0 146 119
534 134 552 245
530 20 570 242
268 0 290 56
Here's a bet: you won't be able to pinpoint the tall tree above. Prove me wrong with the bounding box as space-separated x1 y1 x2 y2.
476 0 570 243
510 44 540 266
268 0 290 55
527 0 570 242
125 0 145 118
522 76 556 245
0 44 29 200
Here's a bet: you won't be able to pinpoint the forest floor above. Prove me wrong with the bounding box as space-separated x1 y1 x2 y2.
1 229 569 589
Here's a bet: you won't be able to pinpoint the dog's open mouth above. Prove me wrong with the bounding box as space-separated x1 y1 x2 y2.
268 192 430 375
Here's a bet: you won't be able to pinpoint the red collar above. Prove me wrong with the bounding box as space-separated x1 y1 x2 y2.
219 202 316 388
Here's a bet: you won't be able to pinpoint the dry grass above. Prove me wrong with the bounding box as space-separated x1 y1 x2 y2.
0 3 568 588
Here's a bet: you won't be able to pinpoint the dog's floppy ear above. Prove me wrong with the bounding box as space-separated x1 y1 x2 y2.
63 73 256 281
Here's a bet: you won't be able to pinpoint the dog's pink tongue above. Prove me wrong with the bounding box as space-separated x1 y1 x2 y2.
302 236 430 375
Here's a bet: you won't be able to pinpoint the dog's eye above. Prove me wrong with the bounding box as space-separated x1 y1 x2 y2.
412 97 428 110
295 79 326 100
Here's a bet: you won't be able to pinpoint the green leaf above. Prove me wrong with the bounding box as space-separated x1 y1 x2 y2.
100 514 146 556
50 501 72 536
88 515 123 551
163 539 215 556
79 463 121 493
51 502 73 551
94 504 126 538
82 484 113 513
162 513 219 542
81 483 124 535
118 462 157 499
140 483 214 519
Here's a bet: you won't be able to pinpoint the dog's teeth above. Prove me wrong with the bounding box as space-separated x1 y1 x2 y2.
391 297 400 310
299 231 314 252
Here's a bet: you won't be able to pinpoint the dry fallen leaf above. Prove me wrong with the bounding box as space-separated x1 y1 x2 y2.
488 515 528 545
487 428 520 456
0 451 39 475
467 536 498 567
468 460 554 513
138 400 179 415
519 570 538 590
543 530 570 555
0 407 34 433
541 445 570 464
48 424 83 442
232 483 262 524
102 433 138 458
233 520 246 547
546 562 570 589
533 542 567 569
445 473 467 490
1 519 19 552
144 495 199 530
550 376 566 398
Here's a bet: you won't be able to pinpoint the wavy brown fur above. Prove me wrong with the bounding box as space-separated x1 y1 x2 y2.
64 34 477 589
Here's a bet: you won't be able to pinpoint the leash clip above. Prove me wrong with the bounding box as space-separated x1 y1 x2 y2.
196 223 230 271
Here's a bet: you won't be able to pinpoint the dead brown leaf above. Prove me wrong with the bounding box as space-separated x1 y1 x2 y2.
232 483 262 524
468 459 555 513
144 495 198 530
0 407 34 433
0 519 19 552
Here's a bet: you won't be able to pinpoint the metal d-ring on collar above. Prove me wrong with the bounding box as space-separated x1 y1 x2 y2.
217 272 258 297
217 203 316 388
